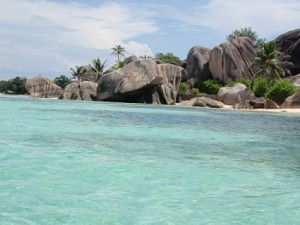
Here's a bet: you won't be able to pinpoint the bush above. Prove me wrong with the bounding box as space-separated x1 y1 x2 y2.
252 77 270 97
179 82 189 92
191 88 199 94
198 79 224 94
265 80 296 104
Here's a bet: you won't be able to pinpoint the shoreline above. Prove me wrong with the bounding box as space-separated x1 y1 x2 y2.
2 94 300 114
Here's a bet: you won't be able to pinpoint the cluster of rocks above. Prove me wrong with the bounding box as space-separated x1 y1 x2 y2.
186 37 255 84
25 29 300 109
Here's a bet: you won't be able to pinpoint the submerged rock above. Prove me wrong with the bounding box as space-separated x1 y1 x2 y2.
25 76 62 98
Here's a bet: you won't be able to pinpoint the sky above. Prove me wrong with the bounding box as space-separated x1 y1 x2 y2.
0 0 300 80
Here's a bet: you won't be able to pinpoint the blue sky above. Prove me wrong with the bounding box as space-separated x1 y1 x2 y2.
1 0 300 80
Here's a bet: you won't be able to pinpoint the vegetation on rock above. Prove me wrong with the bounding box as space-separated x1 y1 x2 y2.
53 75 72 89
265 80 296 104
226 27 266 52
155 52 182 65
92 57 107 81
251 41 294 81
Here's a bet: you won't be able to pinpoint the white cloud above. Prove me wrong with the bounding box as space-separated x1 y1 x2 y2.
148 0 300 39
0 0 158 79
125 41 154 57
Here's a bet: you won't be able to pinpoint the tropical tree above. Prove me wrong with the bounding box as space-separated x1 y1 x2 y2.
70 66 86 82
92 57 107 81
251 41 294 81
6 76 28 94
111 45 125 62
226 27 266 52
155 52 182 65
53 75 72 89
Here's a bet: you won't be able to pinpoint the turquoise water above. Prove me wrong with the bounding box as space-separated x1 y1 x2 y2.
1 95 300 225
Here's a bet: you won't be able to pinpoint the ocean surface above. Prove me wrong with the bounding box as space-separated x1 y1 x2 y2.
0 95 300 225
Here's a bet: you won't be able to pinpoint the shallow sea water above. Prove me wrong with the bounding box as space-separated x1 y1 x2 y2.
0 95 300 225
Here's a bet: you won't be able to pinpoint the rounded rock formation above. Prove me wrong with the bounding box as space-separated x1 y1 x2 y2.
25 76 62 98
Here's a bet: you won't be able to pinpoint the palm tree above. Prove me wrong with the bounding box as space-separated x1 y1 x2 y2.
70 66 87 83
251 41 294 81
92 58 107 81
111 45 125 62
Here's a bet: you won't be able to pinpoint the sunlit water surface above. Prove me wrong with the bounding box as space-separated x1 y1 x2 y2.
1 95 300 224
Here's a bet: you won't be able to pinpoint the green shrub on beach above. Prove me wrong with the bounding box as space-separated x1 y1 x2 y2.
252 77 270 97
179 82 189 92
265 79 296 104
191 88 199 95
198 79 224 94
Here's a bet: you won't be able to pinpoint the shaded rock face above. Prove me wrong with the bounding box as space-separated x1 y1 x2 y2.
217 83 256 105
289 74 300 88
209 37 255 84
81 64 98 83
276 29 300 76
186 46 212 81
281 90 300 108
59 81 97 101
125 55 138 64
97 59 184 105
25 76 62 98
265 99 280 109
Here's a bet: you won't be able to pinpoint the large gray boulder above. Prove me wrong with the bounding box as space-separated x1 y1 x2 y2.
81 64 98 83
25 76 62 98
97 59 184 104
281 90 300 108
276 29 300 76
181 97 224 108
186 46 211 81
209 37 255 84
217 83 256 105
59 81 97 101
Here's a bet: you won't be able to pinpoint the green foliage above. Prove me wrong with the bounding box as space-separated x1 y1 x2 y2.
198 79 224 95
191 88 199 95
252 77 270 97
53 75 72 89
227 77 252 88
155 52 182 65
0 80 9 93
251 41 294 81
111 45 126 62
179 82 189 92
265 80 296 104
92 57 107 81
226 27 266 52
6 76 28 94
226 27 258 43
70 66 86 82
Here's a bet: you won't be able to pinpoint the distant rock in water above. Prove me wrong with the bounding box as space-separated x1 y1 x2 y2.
209 37 255 84
97 59 185 105
25 76 62 98
276 28 300 76
59 81 97 101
